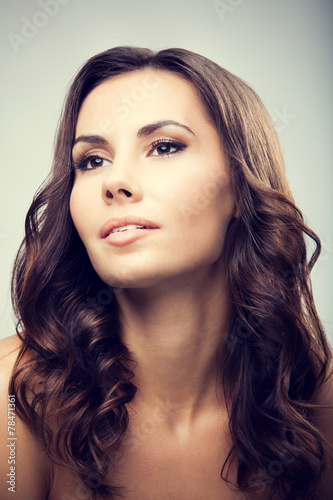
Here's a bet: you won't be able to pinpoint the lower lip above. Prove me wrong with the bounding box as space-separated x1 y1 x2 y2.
103 228 159 246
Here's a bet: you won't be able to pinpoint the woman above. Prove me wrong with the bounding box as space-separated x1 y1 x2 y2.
0 46 332 499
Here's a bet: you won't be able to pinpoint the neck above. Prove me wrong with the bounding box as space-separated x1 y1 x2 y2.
115 264 228 424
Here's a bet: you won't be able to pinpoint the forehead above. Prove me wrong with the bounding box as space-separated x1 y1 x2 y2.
76 69 212 132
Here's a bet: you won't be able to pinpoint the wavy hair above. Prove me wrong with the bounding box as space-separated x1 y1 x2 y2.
10 46 331 499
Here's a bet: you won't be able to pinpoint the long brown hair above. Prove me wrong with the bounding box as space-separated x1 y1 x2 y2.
10 46 331 499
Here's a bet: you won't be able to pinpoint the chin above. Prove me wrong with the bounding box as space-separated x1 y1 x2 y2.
94 266 167 290
89 252 224 291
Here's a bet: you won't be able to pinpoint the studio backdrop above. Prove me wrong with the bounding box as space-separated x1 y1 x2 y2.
0 0 332 343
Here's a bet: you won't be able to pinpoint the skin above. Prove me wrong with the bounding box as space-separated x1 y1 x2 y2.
70 69 236 418
69 69 237 497
0 70 332 499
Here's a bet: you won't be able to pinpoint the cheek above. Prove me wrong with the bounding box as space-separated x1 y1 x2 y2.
168 172 235 264
176 167 234 230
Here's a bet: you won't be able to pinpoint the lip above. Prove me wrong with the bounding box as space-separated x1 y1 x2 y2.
100 215 160 246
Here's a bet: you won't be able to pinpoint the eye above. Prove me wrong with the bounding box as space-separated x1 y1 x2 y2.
73 154 112 171
149 139 187 157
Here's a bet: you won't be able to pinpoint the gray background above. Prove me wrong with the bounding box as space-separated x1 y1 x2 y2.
0 0 332 344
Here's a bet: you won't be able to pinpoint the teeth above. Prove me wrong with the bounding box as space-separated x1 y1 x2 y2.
111 224 145 234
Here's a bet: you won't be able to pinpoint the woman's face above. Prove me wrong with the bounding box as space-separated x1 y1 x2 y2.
70 69 236 288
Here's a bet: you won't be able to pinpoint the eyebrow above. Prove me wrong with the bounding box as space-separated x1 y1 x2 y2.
136 120 195 138
72 134 108 147
72 120 195 148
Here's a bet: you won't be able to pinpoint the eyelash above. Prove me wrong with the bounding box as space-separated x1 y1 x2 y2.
149 138 187 157
72 154 108 171
72 139 187 171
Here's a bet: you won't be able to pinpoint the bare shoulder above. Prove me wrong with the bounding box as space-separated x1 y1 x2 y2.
315 353 333 499
0 334 22 363
0 335 23 399
0 335 53 499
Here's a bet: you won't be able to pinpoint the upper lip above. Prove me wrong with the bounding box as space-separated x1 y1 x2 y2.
100 216 160 238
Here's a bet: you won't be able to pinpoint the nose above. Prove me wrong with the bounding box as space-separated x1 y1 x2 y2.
101 157 143 204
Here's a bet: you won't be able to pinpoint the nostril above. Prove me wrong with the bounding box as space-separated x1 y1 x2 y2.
105 189 133 199
120 189 132 198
